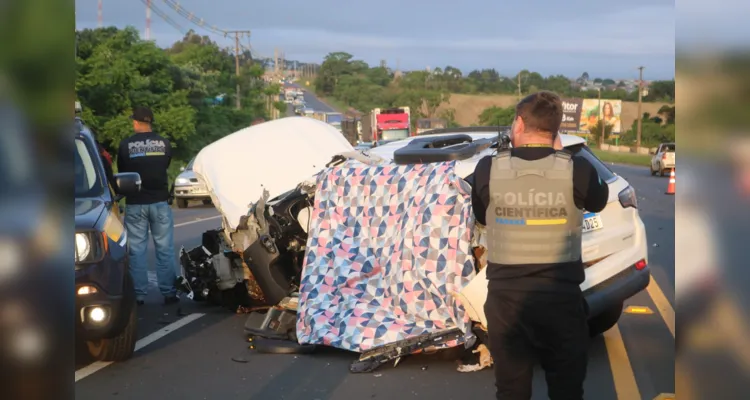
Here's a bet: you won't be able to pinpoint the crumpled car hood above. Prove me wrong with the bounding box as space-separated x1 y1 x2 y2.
193 117 354 231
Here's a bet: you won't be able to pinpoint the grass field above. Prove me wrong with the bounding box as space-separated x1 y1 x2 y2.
591 148 651 167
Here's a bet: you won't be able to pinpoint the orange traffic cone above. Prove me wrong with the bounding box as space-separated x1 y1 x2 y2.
666 169 675 195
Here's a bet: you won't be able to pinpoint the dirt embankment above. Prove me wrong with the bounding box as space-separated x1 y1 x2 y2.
437 93 672 130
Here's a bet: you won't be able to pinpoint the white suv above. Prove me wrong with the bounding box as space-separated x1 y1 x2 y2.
187 120 650 338
369 128 650 336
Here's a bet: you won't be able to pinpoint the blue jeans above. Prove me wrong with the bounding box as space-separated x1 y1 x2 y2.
125 201 177 300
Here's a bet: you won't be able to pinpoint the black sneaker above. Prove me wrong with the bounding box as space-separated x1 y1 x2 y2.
164 295 180 305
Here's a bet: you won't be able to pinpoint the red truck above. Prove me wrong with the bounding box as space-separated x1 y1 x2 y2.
362 107 412 146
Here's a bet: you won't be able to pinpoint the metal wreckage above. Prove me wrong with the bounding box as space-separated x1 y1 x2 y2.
176 117 506 373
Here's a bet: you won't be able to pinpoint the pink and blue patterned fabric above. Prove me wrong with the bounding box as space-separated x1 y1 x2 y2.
296 160 476 353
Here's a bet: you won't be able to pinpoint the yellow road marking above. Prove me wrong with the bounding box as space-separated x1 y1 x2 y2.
645 278 675 337
603 324 642 400
653 393 675 400
623 305 654 315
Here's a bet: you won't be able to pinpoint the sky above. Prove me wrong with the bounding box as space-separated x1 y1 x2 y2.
75 0 677 80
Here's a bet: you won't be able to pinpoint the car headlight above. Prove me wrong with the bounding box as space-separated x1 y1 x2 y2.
75 232 105 264
618 185 638 209
175 177 190 185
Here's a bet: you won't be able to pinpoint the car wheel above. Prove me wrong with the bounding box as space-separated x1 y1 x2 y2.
650 166 657 176
86 298 137 362
177 198 189 208
588 302 623 337
202 199 212 206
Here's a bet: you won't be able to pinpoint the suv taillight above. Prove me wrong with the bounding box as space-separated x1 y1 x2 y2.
662 153 668 160
618 185 637 209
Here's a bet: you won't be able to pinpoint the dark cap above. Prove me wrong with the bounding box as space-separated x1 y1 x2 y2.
130 106 154 123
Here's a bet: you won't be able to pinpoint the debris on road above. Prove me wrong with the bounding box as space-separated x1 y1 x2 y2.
456 344 493 373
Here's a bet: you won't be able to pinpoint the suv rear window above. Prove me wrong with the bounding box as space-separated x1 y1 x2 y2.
567 144 618 183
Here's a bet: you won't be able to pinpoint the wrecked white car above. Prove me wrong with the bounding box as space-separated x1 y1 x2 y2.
177 118 651 373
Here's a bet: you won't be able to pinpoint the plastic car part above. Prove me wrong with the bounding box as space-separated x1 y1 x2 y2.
242 234 292 306
349 327 464 373
393 134 496 164
244 308 297 341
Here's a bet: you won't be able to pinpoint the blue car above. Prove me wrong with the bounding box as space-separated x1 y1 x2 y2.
74 117 142 361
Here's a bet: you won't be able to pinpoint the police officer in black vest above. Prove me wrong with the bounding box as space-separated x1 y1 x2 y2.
471 91 609 399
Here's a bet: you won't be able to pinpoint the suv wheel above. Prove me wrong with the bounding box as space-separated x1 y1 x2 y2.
86 297 137 362
588 302 623 337
177 198 189 208
202 199 212 206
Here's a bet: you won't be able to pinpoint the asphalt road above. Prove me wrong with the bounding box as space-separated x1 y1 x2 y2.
288 83 336 113
74 163 675 399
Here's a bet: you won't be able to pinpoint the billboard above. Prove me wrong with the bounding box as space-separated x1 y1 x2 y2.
560 98 623 134
560 98 583 132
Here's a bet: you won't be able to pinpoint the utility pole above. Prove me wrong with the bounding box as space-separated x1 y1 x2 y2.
598 87 605 146
145 0 151 40
226 30 251 110
636 66 644 150
274 48 279 76
97 0 103 28
517 73 522 101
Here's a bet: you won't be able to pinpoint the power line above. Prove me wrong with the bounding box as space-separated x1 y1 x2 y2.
138 0 186 35
159 0 227 36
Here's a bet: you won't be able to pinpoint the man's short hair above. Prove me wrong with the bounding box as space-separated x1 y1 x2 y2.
515 91 563 135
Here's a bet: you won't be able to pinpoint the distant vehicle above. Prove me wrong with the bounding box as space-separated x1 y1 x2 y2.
304 108 315 117
173 157 212 208
416 118 447 135
650 142 675 176
75 117 141 361
312 111 343 131
326 112 343 131
363 107 412 146
354 142 373 151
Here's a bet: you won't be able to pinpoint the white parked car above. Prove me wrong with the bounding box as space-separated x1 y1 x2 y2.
650 142 675 176
185 120 649 341
173 157 212 208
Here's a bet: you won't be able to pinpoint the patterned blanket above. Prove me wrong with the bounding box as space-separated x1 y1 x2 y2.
296 160 476 352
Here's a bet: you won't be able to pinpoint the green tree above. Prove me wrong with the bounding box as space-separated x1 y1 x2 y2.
478 106 516 126
76 26 272 181
588 120 614 144
647 80 675 102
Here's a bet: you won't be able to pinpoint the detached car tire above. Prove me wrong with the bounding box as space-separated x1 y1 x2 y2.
177 198 189 209
588 302 623 337
85 297 138 362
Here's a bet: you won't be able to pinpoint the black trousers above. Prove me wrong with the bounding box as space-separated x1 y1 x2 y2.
484 289 589 400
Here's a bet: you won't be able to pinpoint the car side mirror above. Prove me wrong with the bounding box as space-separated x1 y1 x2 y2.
114 172 142 196
180 166 185 172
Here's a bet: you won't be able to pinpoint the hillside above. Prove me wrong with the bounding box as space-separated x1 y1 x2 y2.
437 93 672 131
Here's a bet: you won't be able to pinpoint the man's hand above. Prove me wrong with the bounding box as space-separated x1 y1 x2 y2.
167 184 175 205
553 134 563 150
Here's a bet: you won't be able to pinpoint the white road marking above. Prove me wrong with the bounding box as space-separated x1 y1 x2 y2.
75 313 205 383
174 215 221 228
